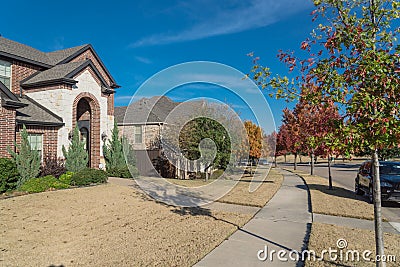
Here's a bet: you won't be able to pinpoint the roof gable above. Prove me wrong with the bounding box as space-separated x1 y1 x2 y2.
0 81 26 108
46 45 89 65
0 37 119 88
21 60 115 94
16 95 64 127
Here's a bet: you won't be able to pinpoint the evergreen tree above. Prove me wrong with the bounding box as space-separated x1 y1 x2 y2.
122 136 139 177
62 125 88 172
8 125 41 187
103 121 126 169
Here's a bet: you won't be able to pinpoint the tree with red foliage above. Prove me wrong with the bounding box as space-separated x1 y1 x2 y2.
292 98 342 178
250 0 399 262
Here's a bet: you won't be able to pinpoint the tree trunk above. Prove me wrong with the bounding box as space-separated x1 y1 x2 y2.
274 155 277 167
284 154 287 163
328 155 333 190
311 149 315 175
250 158 253 176
373 149 385 267
294 153 297 170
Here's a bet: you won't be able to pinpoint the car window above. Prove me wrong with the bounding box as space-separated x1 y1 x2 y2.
380 163 400 175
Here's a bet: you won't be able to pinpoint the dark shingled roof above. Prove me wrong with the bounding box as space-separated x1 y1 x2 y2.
16 96 64 127
115 96 179 124
0 37 50 66
0 37 89 67
115 104 161 124
21 61 88 86
0 81 26 109
46 45 88 65
0 36 119 88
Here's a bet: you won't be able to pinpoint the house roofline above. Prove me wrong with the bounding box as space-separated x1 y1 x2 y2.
58 45 119 87
0 52 51 68
16 119 65 127
22 78 78 88
22 95 64 122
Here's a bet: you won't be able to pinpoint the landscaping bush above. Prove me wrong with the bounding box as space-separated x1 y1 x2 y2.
107 165 139 178
107 166 131 178
40 156 66 178
0 158 20 193
62 125 88 172
70 168 108 186
59 171 74 185
8 125 41 187
20 175 70 193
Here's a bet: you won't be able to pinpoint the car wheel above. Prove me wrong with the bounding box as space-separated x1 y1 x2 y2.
355 181 363 195
368 186 374 204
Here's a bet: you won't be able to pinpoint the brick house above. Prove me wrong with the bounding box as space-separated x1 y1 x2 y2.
115 96 206 177
115 96 178 175
0 37 118 168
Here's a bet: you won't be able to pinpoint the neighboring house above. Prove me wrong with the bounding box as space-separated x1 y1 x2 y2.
0 37 118 168
115 96 206 177
115 96 178 175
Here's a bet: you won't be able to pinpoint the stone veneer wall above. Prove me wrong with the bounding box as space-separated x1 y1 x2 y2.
25 69 114 163
118 124 161 150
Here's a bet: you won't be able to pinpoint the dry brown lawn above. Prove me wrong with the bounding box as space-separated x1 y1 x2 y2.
306 222 399 267
287 169 376 220
0 183 252 267
217 168 283 207
164 168 283 207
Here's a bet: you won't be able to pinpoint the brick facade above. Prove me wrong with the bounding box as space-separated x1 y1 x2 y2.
107 93 114 116
71 49 112 86
0 38 116 168
15 125 59 159
0 106 16 158
72 92 101 169
11 61 43 95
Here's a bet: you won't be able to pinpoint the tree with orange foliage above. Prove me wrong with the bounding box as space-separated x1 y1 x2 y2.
244 121 262 174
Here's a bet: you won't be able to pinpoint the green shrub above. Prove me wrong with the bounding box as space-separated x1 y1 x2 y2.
20 175 70 193
0 158 20 193
62 126 88 172
59 171 74 185
8 125 41 187
70 168 108 186
106 165 139 178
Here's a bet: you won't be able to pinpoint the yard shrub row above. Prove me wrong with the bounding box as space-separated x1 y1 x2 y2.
70 168 108 186
19 175 70 193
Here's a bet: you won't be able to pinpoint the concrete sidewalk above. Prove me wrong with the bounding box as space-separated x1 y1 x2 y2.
195 169 312 267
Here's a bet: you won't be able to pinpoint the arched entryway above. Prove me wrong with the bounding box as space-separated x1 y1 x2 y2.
73 93 100 169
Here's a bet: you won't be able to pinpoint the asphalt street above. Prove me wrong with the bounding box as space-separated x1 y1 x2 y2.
280 161 400 223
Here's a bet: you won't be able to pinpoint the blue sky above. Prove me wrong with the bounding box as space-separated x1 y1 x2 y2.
2 0 315 132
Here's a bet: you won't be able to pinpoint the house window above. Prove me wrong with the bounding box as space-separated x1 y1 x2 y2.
134 125 142 144
28 134 43 160
0 60 11 89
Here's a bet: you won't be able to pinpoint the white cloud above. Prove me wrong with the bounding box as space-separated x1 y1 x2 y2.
131 0 312 47
135 56 152 64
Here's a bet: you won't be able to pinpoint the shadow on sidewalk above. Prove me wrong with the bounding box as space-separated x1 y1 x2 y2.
172 203 312 267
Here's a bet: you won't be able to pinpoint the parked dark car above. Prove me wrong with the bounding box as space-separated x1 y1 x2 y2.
355 161 400 203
